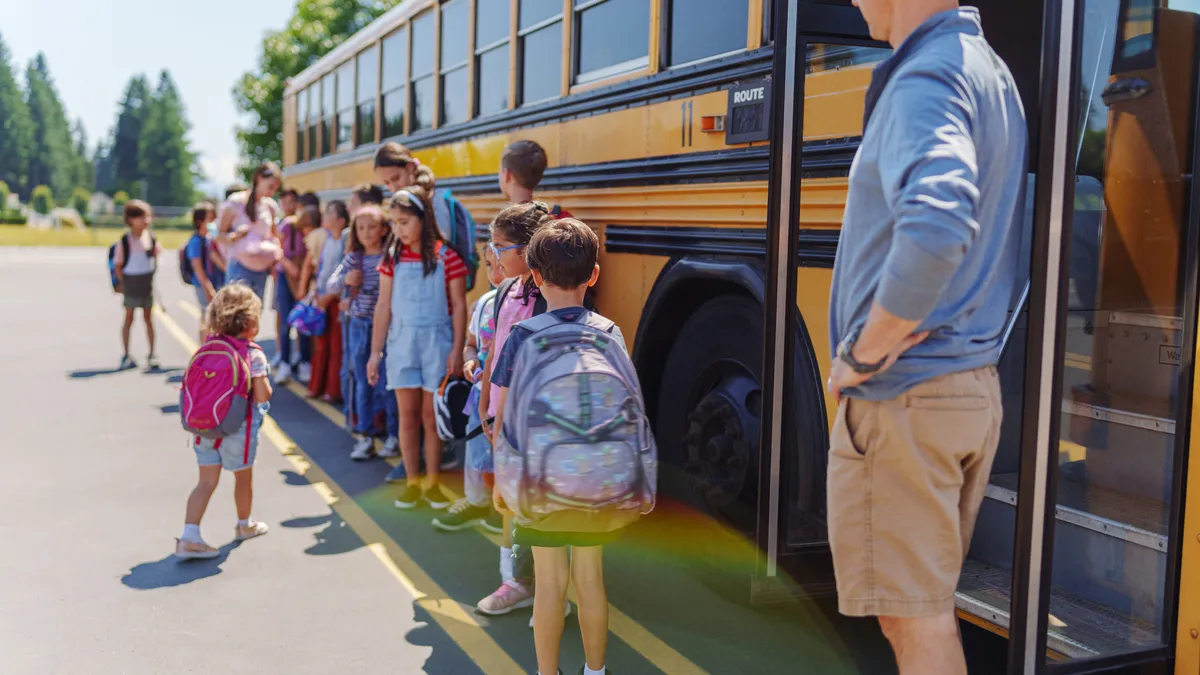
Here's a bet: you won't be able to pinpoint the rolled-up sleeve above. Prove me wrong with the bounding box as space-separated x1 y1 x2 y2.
875 67 980 322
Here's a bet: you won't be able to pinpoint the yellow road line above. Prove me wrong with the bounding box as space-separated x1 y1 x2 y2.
158 302 525 675
177 300 201 319
282 384 710 675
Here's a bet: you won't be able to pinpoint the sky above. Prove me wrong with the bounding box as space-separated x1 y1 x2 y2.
2 0 296 193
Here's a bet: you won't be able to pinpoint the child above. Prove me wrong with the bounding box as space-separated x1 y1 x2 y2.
491 219 627 675
367 186 468 511
329 205 400 460
500 139 573 221
475 201 560 620
348 183 385 215
339 184 386 433
306 201 349 402
176 284 273 559
112 199 161 370
275 206 318 384
184 202 219 340
433 244 506 533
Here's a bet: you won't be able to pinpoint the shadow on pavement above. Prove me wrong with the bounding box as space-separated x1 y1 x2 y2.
281 512 364 556
159 403 180 414
121 541 243 590
68 367 128 379
279 469 311 486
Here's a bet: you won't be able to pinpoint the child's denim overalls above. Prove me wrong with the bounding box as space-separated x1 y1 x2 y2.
386 253 453 393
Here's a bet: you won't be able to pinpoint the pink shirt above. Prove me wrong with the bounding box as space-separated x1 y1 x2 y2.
488 278 538 418
221 192 282 272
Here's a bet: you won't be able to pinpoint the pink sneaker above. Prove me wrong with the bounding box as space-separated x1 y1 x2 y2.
476 579 534 615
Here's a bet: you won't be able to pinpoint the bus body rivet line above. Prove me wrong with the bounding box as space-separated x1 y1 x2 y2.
1190 629 1198 639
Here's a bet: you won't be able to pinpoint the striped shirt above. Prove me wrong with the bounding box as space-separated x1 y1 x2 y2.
330 251 385 319
377 242 467 315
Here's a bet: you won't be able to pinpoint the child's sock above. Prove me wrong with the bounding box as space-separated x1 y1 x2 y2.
181 524 202 542
237 518 250 528
500 546 514 582
584 666 606 675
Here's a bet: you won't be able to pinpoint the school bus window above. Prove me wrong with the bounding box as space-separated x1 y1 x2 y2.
294 91 305 163
441 0 470 126
381 27 407 138
475 0 510 117
518 0 562 104
805 43 891 74
356 45 378 146
411 11 436 131
574 0 650 83
335 60 356 150
321 73 335 155
667 0 749 67
306 85 317 160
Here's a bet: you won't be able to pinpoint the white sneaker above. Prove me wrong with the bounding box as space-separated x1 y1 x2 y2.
273 362 293 385
529 600 572 628
378 436 400 457
297 362 312 384
350 434 375 460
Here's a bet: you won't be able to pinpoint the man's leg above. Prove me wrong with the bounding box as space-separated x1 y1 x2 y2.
878 613 966 675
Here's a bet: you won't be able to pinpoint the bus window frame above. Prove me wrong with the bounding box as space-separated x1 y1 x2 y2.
356 44 380 146
475 0 512 117
411 9 438 132
571 0 651 86
659 0 754 71
380 25 410 139
517 7 564 106
334 59 356 151
440 0 471 126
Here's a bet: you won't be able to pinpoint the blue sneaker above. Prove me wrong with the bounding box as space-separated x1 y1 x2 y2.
385 462 409 483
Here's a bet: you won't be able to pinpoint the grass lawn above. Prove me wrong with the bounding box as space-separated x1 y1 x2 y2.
0 225 190 249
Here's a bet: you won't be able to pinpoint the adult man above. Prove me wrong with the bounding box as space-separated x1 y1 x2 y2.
827 2 1027 673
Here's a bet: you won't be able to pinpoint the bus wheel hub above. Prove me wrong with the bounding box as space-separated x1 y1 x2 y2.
683 375 759 508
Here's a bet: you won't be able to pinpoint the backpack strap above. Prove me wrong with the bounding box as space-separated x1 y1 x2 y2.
445 192 458 247
120 233 131 270
581 312 616 334
493 276 519 325
520 312 563 334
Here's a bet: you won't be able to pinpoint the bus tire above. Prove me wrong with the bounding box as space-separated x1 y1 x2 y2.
655 294 762 587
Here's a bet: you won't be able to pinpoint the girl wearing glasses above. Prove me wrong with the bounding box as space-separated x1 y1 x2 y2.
367 185 468 511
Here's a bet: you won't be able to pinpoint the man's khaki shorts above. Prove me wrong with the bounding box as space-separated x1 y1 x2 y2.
827 366 1002 618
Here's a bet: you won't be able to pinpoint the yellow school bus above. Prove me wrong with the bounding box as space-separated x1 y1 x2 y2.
281 1 1200 672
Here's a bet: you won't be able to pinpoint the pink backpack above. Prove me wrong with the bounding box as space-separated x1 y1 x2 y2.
180 335 259 445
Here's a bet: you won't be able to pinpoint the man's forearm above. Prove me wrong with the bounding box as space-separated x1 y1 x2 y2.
851 302 923 365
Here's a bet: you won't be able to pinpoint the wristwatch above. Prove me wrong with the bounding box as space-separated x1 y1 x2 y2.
837 326 887 374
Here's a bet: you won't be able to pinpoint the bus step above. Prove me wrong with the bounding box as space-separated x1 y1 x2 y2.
955 559 1161 659
970 473 1168 632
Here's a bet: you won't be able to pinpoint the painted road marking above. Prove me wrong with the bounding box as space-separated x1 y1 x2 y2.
156 304 525 675
282 375 710 675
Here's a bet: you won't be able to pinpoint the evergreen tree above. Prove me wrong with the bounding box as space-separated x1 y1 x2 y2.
0 32 34 197
140 70 197 205
71 118 94 194
110 75 150 197
24 54 75 200
93 141 114 195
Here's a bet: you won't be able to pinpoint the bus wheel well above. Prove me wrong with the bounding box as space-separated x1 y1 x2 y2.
635 276 760 427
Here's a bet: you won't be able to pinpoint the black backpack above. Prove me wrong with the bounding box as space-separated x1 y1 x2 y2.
179 233 208 285
107 231 158 291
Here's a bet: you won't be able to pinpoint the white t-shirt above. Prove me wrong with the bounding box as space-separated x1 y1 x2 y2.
118 231 156 275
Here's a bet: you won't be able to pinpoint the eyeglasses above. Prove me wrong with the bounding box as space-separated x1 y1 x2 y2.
489 241 524 255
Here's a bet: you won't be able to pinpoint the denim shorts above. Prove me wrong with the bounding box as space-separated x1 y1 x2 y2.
193 403 269 471
465 386 493 473
194 283 210 314
386 322 452 393
226 260 269 301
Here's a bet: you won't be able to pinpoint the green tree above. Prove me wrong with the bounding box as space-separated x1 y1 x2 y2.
70 118 94 195
70 186 91 214
30 184 53 214
233 0 400 177
25 54 75 200
112 190 130 208
140 70 197 205
110 75 150 197
0 32 33 198
93 141 115 195
0 180 10 214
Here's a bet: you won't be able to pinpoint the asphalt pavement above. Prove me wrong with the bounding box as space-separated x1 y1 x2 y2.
0 246 969 675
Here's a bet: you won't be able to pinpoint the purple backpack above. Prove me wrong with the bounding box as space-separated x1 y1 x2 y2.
180 335 259 447
493 312 656 533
